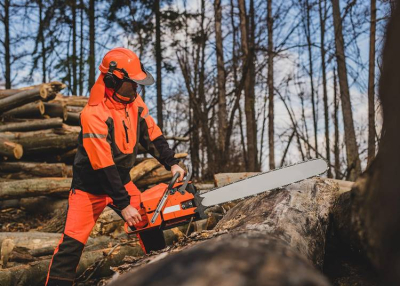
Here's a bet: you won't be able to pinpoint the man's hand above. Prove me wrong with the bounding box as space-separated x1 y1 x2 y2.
171 164 185 182
121 205 142 227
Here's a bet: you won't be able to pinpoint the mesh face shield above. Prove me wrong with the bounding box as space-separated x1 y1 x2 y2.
112 76 143 104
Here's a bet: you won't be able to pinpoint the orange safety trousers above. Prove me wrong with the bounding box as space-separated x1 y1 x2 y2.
45 181 141 286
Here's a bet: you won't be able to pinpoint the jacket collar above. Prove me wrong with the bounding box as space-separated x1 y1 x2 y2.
104 88 128 110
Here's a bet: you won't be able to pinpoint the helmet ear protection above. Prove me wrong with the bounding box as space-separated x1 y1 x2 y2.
103 61 130 89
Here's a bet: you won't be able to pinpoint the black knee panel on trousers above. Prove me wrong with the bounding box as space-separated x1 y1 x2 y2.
48 234 85 282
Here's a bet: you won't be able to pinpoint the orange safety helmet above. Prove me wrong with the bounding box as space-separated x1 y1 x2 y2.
88 47 154 106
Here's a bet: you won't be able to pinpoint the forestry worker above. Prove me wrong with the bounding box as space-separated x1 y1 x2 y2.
45 47 185 286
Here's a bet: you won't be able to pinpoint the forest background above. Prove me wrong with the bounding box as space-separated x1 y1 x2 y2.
0 0 394 181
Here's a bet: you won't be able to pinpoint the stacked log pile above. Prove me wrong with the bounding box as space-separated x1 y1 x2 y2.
0 83 190 201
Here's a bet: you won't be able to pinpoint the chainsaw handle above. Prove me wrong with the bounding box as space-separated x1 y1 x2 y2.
168 172 180 190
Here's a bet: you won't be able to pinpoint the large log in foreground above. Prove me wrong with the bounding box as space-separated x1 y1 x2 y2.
330 8 400 285
0 178 72 200
110 178 338 286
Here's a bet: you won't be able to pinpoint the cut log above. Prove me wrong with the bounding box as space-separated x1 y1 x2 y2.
0 118 63 132
134 162 186 188
51 95 88 107
0 84 40 98
65 112 80 125
0 243 143 286
0 82 65 114
66 106 83 113
0 138 23 159
0 128 79 154
3 101 45 118
0 162 67 177
0 177 72 200
130 153 188 182
109 178 338 286
43 102 67 121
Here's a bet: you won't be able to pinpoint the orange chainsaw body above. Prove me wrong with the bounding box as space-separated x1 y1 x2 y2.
124 181 198 234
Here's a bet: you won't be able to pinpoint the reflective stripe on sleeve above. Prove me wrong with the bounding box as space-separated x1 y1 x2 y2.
82 133 107 139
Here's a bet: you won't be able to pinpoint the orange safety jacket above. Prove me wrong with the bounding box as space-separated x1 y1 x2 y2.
72 88 179 210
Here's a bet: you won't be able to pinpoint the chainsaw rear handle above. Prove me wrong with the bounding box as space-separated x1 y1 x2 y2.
168 172 180 190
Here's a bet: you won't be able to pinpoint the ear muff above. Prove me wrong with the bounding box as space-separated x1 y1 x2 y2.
103 61 118 88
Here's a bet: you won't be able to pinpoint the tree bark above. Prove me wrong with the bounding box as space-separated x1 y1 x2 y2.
65 112 80 125
0 162 68 177
88 0 95 90
43 102 67 121
0 138 23 159
367 0 377 166
109 178 337 286
155 0 163 130
267 0 275 170
331 7 400 284
319 0 331 177
331 0 361 180
3 101 45 118
0 128 78 154
333 68 340 179
214 0 227 163
0 82 65 115
0 178 72 200
3 0 11 89
0 118 63 132
0 244 143 286
129 153 187 182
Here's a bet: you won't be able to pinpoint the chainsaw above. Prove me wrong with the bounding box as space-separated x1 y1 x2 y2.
124 159 328 235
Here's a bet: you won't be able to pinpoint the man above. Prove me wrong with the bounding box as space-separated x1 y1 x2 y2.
46 47 185 286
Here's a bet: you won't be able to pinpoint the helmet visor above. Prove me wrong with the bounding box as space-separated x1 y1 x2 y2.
115 80 143 103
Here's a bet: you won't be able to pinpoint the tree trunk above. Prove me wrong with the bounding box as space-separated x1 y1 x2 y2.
38 0 46 83
0 178 72 200
238 0 258 171
0 138 23 159
331 7 400 284
331 0 361 180
304 0 318 157
88 0 95 90
367 0 376 166
109 178 337 286
3 0 11 89
0 162 68 177
333 68 340 179
319 0 331 177
155 0 163 130
79 0 84 95
0 118 63 132
3 101 45 118
267 0 275 170
214 0 227 164
72 0 78 95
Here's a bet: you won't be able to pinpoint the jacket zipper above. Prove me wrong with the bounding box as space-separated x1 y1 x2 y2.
122 120 129 143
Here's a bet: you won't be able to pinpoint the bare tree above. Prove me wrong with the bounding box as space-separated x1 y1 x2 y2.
88 0 95 90
1 0 11 88
214 0 227 160
318 0 331 177
238 0 258 171
267 0 275 170
367 0 377 166
155 0 163 130
331 0 362 180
